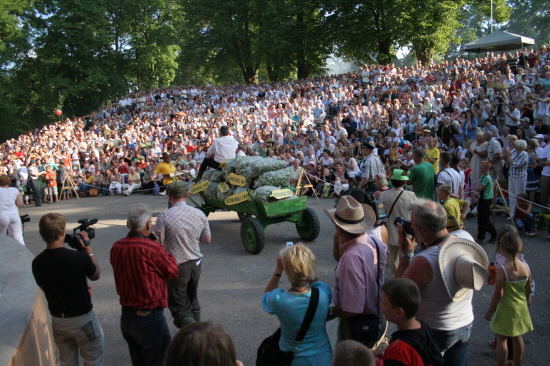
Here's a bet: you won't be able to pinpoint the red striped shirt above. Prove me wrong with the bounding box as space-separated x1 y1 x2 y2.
110 232 179 309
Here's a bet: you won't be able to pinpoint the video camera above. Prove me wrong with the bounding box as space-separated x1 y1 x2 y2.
65 218 98 250
336 189 388 227
20 214 30 224
364 192 388 227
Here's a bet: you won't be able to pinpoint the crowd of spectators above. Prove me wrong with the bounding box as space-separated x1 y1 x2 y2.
0 47 549 214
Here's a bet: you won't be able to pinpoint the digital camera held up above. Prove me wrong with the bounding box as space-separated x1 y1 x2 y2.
394 216 414 236
65 218 98 250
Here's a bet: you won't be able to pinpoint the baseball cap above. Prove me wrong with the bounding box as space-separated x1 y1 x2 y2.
361 142 376 150
166 181 189 195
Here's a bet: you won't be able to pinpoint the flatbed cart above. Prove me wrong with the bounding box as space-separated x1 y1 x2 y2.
188 189 320 254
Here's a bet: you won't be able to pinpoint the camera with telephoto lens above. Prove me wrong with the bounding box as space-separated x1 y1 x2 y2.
394 216 415 236
65 218 98 250
20 214 31 224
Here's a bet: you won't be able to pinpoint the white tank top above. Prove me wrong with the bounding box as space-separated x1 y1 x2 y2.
0 187 19 214
414 241 474 331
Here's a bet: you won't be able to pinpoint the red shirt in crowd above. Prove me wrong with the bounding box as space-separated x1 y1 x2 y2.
118 162 129 174
110 232 178 310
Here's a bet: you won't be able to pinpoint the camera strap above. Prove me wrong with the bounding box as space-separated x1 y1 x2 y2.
387 190 405 220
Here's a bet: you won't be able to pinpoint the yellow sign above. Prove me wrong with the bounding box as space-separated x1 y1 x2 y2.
224 191 250 205
228 173 247 187
190 180 210 194
271 189 294 200
218 182 229 193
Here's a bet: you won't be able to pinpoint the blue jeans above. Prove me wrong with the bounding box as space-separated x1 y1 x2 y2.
431 322 472 366
121 307 171 366
515 214 534 233
51 310 105 366
79 183 92 193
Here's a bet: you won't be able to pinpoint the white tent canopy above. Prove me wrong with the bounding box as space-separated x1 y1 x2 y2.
462 30 535 53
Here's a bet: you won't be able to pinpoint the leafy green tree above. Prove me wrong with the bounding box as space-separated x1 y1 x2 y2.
180 0 265 83
262 0 330 80
108 0 182 90
402 0 463 64
26 0 126 117
506 0 549 45
323 0 400 65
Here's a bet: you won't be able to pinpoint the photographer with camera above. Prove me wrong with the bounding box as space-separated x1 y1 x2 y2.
380 169 417 277
395 199 485 366
32 213 104 366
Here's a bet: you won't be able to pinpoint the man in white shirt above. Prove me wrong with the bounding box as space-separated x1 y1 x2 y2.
540 144 550 214
437 152 460 197
504 101 521 135
194 126 238 182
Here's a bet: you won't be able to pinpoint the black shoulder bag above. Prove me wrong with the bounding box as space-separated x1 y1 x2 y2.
386 190 405 220
346 237 387 349
256 286 320 366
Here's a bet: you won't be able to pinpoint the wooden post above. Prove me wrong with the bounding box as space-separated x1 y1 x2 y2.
494 180 515 229
62 174 80 199
302 169 320 204
295 168 304 197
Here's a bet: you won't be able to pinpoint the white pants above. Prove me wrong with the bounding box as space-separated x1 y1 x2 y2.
508 176 526 218
0 211 25 246
334 181 349 195
109 182 122 194
126 183 141 195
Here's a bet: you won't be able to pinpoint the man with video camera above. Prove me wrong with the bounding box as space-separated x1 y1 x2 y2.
32 213 104 366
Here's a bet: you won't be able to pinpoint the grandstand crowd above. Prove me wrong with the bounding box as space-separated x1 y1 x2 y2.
1 48 549 216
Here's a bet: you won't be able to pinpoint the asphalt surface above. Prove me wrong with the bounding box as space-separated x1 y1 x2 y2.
19 193 550 366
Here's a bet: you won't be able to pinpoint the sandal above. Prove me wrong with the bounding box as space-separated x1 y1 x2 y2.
546 236 550 241
489 340 496 348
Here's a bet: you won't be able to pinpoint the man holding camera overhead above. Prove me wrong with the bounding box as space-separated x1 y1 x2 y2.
32 213 104 366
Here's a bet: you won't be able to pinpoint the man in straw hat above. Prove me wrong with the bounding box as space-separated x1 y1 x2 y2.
395 198 489 366
325 195 388 349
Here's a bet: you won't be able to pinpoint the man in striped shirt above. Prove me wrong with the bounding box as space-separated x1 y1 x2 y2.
111 204 179 366
155 180 211 328
503 140 529 218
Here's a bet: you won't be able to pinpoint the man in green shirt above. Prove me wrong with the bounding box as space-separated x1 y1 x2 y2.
475 161 497 243
408 148 435 200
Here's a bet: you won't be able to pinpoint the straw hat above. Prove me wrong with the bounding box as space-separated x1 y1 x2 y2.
439 238 489 302
324 196 376 234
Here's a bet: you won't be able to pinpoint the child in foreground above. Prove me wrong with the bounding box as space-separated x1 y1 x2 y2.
333 340 376 366
379 278 443 366
485 230 533 366
437 184 469 232
475 161 497 243
513 193 537 237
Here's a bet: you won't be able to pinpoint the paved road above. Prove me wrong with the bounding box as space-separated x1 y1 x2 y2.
19 193 549 366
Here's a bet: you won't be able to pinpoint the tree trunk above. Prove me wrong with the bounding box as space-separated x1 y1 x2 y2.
240 65 258 84
267 65 279 82
377 38 392 65
412 40 433 66
296 11 309 80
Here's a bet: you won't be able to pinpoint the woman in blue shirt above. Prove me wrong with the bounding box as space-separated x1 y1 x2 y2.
262 243 332 366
